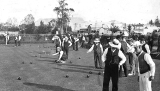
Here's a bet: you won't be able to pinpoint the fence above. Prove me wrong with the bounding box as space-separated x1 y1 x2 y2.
0 34 56 44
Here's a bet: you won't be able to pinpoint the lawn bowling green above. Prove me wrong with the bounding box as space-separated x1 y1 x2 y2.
0 43 160 91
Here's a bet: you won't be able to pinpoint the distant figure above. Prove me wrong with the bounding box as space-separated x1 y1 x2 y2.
81 35 86 48
74 36 79 51
15 35 18 46
157 35 160 52
5 33 9 45
17 35 22 46
148 36 153 52
62 36 72 59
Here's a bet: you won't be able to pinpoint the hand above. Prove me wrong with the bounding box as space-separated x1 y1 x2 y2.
149 76 154 81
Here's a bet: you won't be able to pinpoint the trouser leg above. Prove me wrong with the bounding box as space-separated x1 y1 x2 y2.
97 53 102 68
76 42 78 51
102 66 111 91
65 48 69 59
123 62 128 77
94 53 98 68
111 64 119 91
72 42 75 50
119 66 123 77
15 40 17 46
140 72 152 91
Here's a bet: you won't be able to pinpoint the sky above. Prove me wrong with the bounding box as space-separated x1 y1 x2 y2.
0 0 160 24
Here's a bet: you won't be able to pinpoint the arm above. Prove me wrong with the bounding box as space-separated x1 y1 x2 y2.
87 45 94 53
58 51 63 61
59 38 62 46
118 50 126 66
100 44 103 53
68 41 72 47
137 62 140 76
144 54 155 76
52 52 59 56
101 48 108 62
145 44 151 54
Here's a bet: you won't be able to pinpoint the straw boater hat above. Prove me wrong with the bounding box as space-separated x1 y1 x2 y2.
94 38 100 42
109 39 120 48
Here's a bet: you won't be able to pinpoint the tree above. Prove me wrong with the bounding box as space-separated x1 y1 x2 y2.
24 14 35 25
36 21 50 34
54 0 74 34
21 14 35 34
25 22 35 34
149 20 153 25
155 16 159 25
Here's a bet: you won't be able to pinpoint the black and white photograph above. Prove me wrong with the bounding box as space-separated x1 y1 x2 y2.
0 0 160 91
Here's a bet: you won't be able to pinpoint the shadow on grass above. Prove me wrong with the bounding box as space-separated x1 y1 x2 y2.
23 82 75 91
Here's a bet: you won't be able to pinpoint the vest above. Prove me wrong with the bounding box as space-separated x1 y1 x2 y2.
142 44 147 53
64 41 69 48
138 52 150 74
93 43 101 54
55 39 60 46
120 41 127 54
105 48 120 65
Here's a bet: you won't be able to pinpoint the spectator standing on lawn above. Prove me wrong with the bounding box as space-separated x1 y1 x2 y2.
71 35 75 50
148 36 153 52
157 35 160 52
87 38 103 69
141 38 151 54
74 36 79 51
52 47 67 63
52 35 62 53
135 43 155 91
113 35 128 77
102 38 126 91
127 39 137 76
62 36 72 59
17 34 22 46
14 35 18 46
81 35 86 48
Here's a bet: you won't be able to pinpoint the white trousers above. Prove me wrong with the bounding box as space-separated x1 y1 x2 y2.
139 72 152 91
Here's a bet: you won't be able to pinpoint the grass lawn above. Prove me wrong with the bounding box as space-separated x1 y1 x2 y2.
0 43 159 91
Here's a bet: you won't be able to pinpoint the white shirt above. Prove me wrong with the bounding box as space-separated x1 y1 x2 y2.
137 51 155 76
102 48 126 66
143 44 150 54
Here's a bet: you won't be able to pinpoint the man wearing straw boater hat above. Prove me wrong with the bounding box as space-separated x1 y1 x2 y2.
87 38 103 69
102 38 126 91
135 42 155 91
